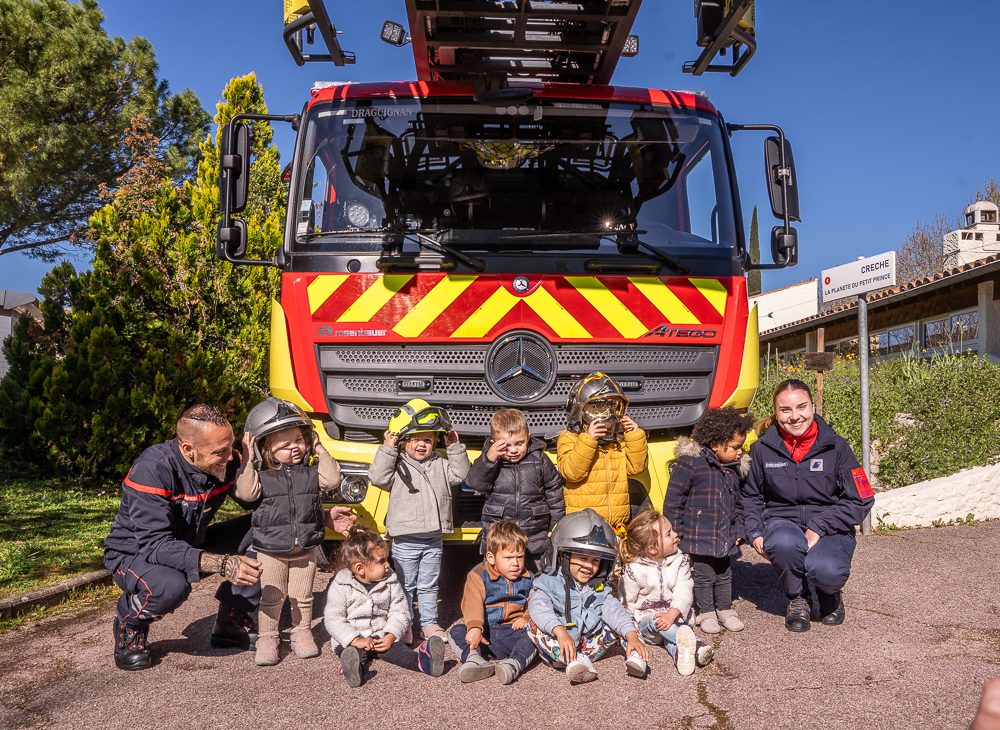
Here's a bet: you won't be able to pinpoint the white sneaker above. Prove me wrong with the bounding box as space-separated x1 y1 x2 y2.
696 643 715 667
625 649 647 678
565 655 598 684
675 624 697 676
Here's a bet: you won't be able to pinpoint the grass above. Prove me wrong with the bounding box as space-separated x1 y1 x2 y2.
0 478 120 600
0 475 249 601
0 583 120 635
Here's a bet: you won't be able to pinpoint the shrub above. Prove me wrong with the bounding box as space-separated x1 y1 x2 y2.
753 354 1000 489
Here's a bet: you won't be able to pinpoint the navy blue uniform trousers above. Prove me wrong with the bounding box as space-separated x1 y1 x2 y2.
450 622 537 671
764 518 856 600
106 514 260 627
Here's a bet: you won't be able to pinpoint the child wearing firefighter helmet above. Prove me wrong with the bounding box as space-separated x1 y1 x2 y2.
234 397 344 666
527 509 648 684
368 398 471 640
557 372 648 528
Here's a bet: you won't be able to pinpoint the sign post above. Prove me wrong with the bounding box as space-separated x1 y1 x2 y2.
821 252 897 536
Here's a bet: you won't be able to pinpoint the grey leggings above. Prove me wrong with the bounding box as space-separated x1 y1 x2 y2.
690 554 733 614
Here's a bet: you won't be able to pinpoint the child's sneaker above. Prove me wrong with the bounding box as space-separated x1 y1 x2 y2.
494 658 521 685
422 623 448 640
674 624 697 676
458 651 495 683
289 628 320 659
254 635 280 666
339 646 363 687
717 609 744 632
696 643 715 667
416 636 445 677
625 649 647 678
565 655 598 684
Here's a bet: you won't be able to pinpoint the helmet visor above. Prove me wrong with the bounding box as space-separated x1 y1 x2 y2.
582 397 627 424
401 406 452 435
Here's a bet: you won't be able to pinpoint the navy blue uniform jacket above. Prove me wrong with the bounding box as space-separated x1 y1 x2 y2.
742 416 874 541
104 439 246 583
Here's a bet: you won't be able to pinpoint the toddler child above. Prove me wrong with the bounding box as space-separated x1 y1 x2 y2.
368 398 470 640
662 406 753 634
451 520 537 685
528 508 648 684
618 509 714 676
324 527 445 687
557 372 647 528
235 397 342 666
466 408 564 571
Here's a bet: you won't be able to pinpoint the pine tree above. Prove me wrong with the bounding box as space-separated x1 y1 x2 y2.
0 74 281 482
748 205 762 295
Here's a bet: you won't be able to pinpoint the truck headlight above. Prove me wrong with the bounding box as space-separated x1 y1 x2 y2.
336 474 369 503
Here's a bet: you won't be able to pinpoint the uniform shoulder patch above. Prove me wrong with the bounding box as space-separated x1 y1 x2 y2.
851 467 874 499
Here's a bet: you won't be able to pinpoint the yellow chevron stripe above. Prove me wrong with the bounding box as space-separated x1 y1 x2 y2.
524 286 591 338
338 275 412 322
451 285 518 338
689 278 727 316
307 274 349 315
393 275 477 337
630 277 700 324
566 276 647 338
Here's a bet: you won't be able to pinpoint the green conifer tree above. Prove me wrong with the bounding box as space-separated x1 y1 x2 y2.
748 205 762 296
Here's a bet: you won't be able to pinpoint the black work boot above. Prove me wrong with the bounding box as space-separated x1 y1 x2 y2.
784 596 811 632
210 605 258 649
114 616 152 671
818 591 846 625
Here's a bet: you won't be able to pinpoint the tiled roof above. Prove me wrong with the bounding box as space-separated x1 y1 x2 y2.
760 253 1000 336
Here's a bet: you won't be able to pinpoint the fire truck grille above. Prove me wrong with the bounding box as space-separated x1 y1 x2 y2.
319 343 718 439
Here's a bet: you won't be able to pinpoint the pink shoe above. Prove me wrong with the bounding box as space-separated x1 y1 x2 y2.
289 628 320 659
254 635 280 666
422 623 447 640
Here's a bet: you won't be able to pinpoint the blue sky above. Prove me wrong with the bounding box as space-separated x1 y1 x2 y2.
4 0 999 294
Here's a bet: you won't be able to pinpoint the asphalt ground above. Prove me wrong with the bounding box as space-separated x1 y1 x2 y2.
1 522 998 730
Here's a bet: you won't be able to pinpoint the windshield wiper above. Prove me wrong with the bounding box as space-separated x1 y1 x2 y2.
408 230 486 272
503 229 688 274
299 229 485 272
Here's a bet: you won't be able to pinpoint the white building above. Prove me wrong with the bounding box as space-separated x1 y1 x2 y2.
0 290 41 380
750 279 818 335
943 201 1000 268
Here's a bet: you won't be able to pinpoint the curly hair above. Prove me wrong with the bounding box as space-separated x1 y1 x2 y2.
691 406 755 448
336 526 388 573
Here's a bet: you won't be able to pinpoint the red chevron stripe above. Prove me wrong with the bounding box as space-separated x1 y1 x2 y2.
420 278 501 337
310 274 374 322
368 274 444 331
668 279 728 324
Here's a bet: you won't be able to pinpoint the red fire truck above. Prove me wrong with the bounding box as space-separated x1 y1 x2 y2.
217 0 800 540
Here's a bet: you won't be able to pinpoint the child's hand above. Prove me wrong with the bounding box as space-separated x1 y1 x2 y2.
240 432 255 467
372 634 395 652
486 438 508 462
351 636 375 651
312 430 329 454
511 616 530 631
383 430 399 448
751 536 768 560
325 506 357 536
624 630 649 662
443 429 460 446
552 625 576 663
620 416 638 433
466 627 488 652
586 420 611 440
654 609 681 630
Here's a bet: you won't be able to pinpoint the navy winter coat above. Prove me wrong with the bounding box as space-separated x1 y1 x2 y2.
662 437 748 558
742 416 874 540
466 435 565 554
104 440 249 583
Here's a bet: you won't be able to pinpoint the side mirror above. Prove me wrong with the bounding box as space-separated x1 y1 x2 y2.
770 225 798 267
220 122 250 214
764 135 800 222
216 218 247 261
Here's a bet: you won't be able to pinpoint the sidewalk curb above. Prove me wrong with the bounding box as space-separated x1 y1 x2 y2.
0 569 113 620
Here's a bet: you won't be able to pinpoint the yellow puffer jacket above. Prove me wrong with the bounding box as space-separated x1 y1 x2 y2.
556 428 648 526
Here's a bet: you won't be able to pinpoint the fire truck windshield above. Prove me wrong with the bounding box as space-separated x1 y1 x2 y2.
293 97 737 256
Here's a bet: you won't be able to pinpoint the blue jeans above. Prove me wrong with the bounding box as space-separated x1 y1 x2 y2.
637 615 684 659
390 534 443 627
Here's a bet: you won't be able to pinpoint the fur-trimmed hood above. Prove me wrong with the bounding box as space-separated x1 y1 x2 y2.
674 436 751 478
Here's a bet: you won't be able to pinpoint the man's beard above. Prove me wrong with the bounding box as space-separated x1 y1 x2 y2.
207 465 227 481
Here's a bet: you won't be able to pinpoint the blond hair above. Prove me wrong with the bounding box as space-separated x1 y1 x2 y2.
490 408 528 438
618 508 663 564
485 520 528 555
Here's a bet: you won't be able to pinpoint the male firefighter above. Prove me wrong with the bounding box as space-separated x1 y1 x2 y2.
103 403 353 670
